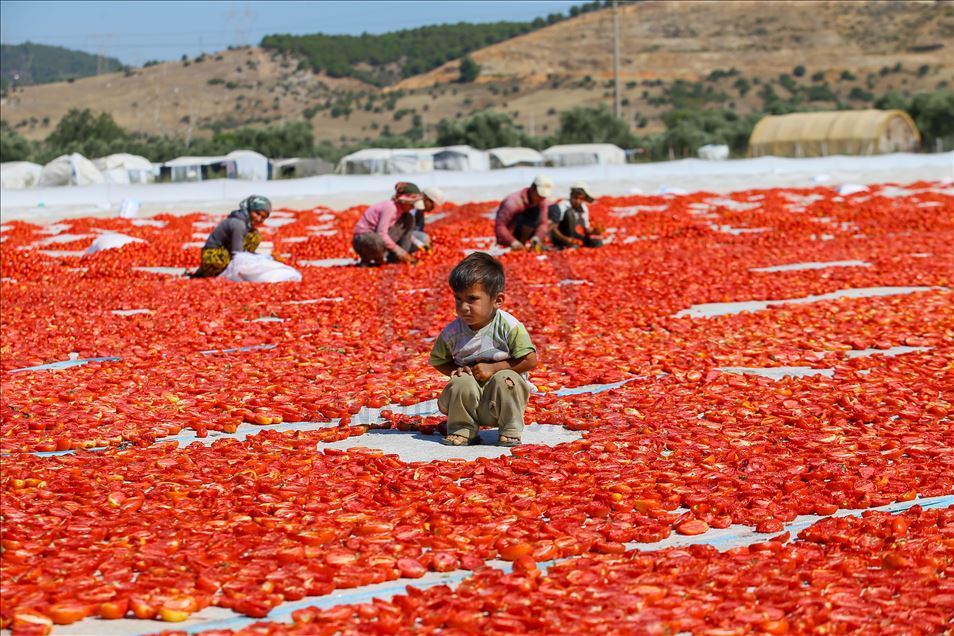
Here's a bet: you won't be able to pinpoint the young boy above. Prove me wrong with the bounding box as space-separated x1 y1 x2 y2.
429 252 538 447
548 182 604 249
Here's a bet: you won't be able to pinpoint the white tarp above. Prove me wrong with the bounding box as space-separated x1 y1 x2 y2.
433 145 490 171
227 150 269 181
4 153 952 222
488 147 544 169
221 252 302 283
86 232 145 254
93 153 155 184
337 148 435 175
37 153 106 187
543 144 626 167
698 144 730 161
0 161 43 189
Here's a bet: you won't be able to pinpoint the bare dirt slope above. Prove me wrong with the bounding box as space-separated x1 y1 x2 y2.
397 0 953 88
2 0 951 146
2 48 370 141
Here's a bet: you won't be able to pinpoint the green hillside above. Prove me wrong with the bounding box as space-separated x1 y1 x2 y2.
1 42 123 90
260 1 609 86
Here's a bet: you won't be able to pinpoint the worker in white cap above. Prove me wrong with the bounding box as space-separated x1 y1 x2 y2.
547 182 603 249
411 186 448 252
493 175 553 250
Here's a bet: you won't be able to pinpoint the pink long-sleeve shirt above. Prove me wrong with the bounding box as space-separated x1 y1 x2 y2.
494 187 549 246
353 199 408 252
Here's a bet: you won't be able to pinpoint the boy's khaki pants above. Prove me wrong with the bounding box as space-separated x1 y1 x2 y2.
438 370 529 441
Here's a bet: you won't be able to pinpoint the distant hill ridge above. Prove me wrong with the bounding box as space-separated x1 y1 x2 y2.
259 1 608 86
1 42 123 89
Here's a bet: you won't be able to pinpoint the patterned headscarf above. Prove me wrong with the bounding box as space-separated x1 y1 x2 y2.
393 182 423 205
231 195 272 231
240 195 272 216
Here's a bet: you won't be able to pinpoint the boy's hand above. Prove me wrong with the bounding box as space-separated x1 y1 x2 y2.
450 366 473 378
471 362 497 382
510 240 525 251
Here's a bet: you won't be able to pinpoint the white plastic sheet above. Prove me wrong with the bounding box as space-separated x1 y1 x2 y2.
698 144 730 161
86 233 145 254
220 252 302 283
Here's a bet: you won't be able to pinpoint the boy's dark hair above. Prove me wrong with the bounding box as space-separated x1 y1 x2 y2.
449 252 505 297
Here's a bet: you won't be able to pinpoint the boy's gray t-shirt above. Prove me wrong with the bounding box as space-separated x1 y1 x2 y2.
429 309 536 385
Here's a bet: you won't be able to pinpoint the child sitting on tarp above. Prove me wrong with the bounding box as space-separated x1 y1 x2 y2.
191 195 271 278
429 252 538 447
548 182 604 249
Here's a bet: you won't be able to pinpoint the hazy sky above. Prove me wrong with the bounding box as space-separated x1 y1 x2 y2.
1 1 578 65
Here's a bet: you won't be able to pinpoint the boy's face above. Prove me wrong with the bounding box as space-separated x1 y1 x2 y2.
570 192 587 209
453 283 503 330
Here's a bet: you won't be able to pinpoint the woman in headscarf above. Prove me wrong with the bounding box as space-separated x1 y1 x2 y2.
352 182 426 266
191 194 271 278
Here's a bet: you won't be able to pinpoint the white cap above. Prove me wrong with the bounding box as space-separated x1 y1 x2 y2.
532 175 553 198
423 186 447 207
570 182 595 202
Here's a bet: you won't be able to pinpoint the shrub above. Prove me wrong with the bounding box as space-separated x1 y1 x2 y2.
806 83 836 101
848 86 873 101
793 65 806 77
458 56 480 83
436 110 529 148
840 70 856 81
554 105 637 147
734 77 750 96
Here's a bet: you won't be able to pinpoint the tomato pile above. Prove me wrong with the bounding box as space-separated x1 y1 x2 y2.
150 506 953 635
1 181 952 634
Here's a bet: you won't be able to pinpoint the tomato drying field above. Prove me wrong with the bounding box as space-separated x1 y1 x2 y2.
1 181 953 635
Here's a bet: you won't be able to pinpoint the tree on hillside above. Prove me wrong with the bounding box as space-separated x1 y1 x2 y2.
874 91 909 111
458 56 481 84
210 121 315 158
36 108 129 161
908 91 954 147
45 109 126 149
659 108 759 158
0 120 33 162
554 105 637 147
436 110 524 148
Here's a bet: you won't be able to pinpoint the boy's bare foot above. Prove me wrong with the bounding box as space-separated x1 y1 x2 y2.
441 434 480 446
497 435 521 447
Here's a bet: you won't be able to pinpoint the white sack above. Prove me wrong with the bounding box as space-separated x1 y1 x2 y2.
698 144 730 161
220 252 302 283
86 232 145 254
